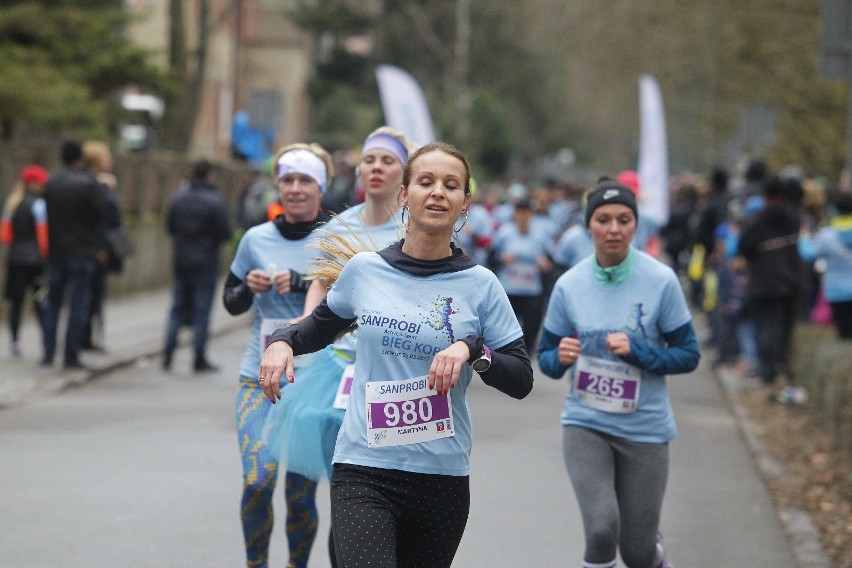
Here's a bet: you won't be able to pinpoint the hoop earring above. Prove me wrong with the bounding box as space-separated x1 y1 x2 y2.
454 209 469 234
401 205 409 232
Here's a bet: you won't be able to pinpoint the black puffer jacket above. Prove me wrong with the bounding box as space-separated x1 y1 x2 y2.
166 179 233 270
44 167 109 260
737 201 803 300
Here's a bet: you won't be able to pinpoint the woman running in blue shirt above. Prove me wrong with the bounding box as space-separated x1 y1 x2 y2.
538 177 700 568
264 127 415 568
223 143 333 568
259 142 533 568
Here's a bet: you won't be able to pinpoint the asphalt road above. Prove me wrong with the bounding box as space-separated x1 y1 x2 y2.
0 325 798 567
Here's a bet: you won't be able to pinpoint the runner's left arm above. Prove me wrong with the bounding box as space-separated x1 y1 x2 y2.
621 321 700 375
476 337 533 399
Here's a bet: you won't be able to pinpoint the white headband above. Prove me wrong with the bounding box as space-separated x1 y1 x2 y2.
276 149 327 193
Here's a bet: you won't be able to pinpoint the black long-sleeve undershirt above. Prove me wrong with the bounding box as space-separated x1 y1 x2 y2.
268 302 533 400
222 271 254 315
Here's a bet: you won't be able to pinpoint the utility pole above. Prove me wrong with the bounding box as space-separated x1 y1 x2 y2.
454 0 471 147
820 0 852 183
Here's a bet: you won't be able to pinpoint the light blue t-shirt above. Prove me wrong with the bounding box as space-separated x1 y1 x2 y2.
530 213 560 245
799 225 852 303
491 223 549 296
493 202 515 226
323 204 403 253
468 203 496 240
634 209 660 252
548 199 577 232
326 252 523 476
542 251 692 443
322 204 403 355
552 224 594 269
230 221 321 379
455 203 495 266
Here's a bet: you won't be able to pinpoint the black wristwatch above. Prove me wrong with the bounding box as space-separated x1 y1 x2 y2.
472 344 492 373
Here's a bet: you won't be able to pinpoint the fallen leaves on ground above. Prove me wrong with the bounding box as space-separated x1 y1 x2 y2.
736 382 851 568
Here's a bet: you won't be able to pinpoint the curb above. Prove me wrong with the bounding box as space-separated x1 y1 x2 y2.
0 314 250 410
716 366 832 568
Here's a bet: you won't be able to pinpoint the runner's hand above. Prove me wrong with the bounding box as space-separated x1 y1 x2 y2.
258 340 295 402
606 332 631 357
272 269 293 295
557 337 581 366
246 268 272 293
429 341 469 395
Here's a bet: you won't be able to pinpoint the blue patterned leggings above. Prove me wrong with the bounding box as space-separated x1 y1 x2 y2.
236 377 279 568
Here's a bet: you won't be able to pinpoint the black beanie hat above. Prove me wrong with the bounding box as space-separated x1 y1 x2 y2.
585 178 638 227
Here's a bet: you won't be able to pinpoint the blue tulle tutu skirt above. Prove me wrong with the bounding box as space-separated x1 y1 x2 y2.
262 346 348 480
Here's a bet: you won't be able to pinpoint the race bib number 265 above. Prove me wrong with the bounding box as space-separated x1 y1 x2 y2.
574 355 641 413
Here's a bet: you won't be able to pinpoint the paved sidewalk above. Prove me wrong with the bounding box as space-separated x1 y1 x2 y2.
0 285 251 409
715 364 832 568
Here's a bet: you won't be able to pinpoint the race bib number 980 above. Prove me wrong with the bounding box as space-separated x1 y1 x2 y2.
365 375 454 447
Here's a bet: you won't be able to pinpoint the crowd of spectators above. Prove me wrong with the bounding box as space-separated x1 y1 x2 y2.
6 145 851 409
339 157 848 407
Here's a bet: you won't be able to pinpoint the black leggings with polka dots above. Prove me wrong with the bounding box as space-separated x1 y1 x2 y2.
330 463 470 568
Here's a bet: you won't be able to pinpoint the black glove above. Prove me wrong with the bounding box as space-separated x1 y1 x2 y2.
290 270 311 294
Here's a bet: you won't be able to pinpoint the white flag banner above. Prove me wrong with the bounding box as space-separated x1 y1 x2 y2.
375 65 436 146
638 74 669 227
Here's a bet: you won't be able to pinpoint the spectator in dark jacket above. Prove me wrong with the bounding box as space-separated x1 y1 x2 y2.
42 140 109 370
694 167 731 254
80 140 126 352
737 175 803 387
163 159 233 372
660 181 699 276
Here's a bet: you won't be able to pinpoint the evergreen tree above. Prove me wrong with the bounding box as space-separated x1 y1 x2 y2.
0 1 170 140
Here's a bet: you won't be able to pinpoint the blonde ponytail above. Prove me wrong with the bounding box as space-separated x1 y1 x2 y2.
2 182 26 218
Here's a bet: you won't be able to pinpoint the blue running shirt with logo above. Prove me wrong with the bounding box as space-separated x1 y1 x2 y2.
542 250 692 443
491 223 550 296
326 252 523 476
321 205 403 356
231 221 321 379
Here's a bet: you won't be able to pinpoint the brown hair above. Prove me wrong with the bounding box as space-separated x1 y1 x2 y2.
401 142 472 197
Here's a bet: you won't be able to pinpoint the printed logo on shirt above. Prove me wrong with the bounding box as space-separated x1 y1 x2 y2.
626 303 648 339
423 295 460 343
359 313 423 334
360 306 447 362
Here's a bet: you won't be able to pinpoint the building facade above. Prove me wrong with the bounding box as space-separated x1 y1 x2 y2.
124 0 313 161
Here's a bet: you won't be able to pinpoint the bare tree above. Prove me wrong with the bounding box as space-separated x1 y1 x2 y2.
162 0 210 152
